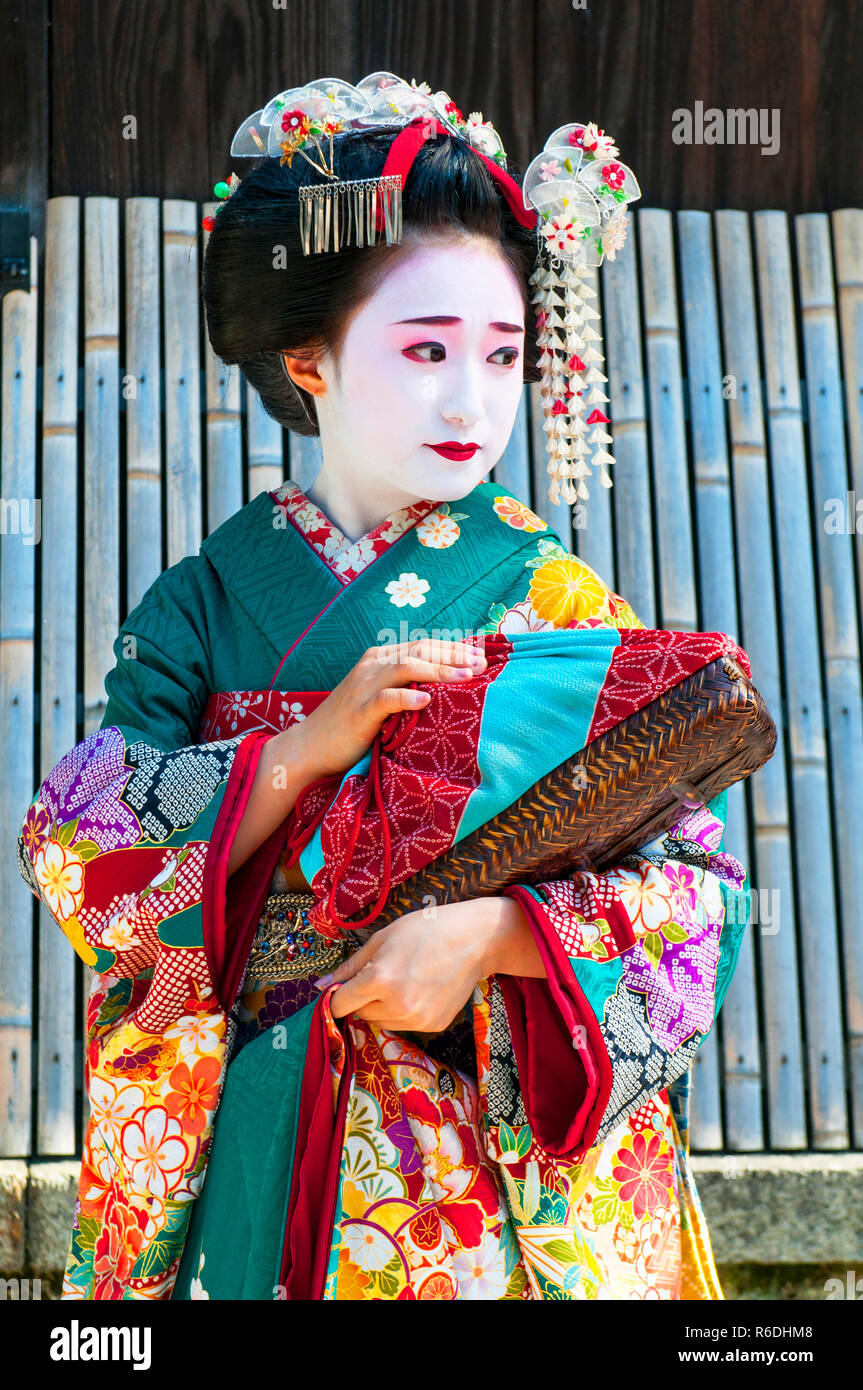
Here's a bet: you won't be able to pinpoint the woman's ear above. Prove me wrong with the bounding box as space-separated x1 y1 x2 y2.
282 352 326 398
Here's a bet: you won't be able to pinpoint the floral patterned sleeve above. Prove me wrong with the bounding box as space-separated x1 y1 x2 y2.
15 557 274 1299
472 521 751 1160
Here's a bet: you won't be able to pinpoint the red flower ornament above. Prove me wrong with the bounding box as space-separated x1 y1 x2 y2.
602 162 626 191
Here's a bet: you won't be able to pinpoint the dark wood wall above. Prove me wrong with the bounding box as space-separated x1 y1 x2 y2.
3 0 862 243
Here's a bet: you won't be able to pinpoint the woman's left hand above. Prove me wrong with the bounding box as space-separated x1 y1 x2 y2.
320 895 546 1032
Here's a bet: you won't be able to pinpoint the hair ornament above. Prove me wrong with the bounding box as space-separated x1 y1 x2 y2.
522 123 641 504
213 72 641 508
222 73 509 255
201 173 241 232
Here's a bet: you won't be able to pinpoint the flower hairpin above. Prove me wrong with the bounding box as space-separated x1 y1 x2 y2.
522 122 641 504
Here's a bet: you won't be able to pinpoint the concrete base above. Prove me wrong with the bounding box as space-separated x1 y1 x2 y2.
0 1160 78 1276
691 1153 863 1265
2 1154 862 1275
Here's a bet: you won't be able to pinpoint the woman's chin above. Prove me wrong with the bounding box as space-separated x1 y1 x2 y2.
415 456 492 498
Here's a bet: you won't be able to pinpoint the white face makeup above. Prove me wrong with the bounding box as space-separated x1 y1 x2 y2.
299 233 527 536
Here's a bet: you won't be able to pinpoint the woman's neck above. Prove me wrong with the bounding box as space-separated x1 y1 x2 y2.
304 469 421 543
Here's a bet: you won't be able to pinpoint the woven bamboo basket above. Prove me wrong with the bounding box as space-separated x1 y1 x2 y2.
361 655 776 928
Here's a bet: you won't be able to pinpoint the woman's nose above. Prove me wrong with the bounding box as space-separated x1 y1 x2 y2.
440 364 484 426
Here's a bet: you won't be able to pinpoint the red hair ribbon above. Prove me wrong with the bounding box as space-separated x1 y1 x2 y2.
374 115 538 233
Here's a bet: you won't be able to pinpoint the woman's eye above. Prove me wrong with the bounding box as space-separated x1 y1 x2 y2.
403 343 446 363
489 347 520 368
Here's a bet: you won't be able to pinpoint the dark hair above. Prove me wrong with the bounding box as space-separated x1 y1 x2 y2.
202 125 541 435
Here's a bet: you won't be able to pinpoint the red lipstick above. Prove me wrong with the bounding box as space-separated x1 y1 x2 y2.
426 441 480 460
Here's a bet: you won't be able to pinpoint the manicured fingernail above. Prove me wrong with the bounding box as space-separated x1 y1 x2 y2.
314 974 334 990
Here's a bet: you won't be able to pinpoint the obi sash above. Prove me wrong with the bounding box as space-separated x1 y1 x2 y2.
199 625 749 994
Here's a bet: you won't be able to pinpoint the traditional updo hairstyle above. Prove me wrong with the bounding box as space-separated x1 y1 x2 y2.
202 124 541 435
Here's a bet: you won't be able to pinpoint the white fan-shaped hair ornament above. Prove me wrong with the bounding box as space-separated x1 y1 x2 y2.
228 72 509 168
522 122 641 506
223 73 511 256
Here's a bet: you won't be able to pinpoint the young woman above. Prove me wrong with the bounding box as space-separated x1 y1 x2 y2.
18 111 749 1301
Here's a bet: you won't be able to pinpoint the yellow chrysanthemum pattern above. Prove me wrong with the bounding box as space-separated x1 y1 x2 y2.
528 556 610 628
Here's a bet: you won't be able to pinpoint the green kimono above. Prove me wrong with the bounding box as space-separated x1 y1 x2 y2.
17 478 750 1300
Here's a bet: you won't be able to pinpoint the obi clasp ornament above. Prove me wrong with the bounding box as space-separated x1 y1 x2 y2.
244 890 350 985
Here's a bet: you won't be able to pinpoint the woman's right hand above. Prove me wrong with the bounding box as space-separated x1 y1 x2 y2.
288 637 488 781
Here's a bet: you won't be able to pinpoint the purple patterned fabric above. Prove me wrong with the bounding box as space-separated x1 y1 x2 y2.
35 727 142 852
619 805 747 1050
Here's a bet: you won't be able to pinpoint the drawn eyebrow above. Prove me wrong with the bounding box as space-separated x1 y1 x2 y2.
389 315 525 333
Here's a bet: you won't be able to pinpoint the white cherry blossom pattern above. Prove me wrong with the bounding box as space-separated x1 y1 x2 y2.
163 1011 225 1059
33 839 84 922
385 572 430 608
88 1076 147 1151
120 1106 190 1200
225 693 258 729
101 904 143 953
333 536 378 575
